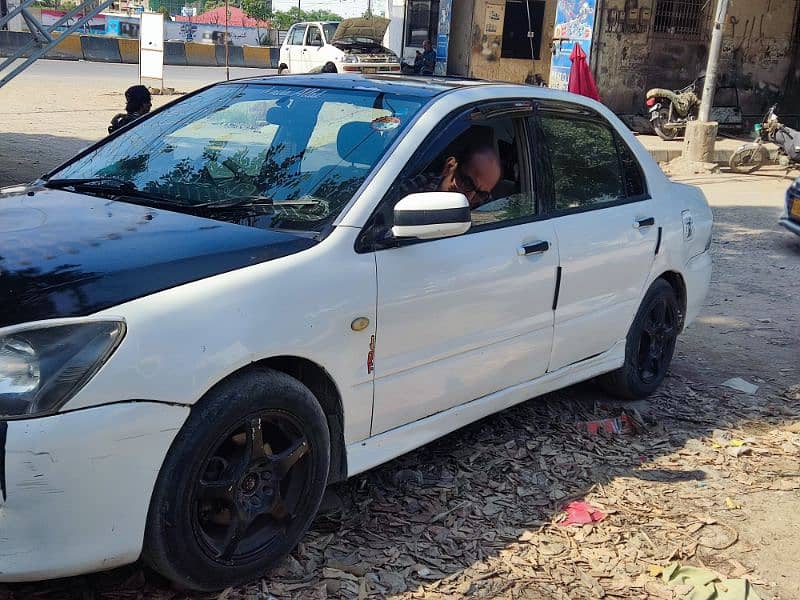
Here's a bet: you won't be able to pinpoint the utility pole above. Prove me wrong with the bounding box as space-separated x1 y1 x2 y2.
698 0 730 122
680 0 730 171
224 0 230 81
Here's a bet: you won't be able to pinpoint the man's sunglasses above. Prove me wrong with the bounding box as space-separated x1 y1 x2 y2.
455 168 492 204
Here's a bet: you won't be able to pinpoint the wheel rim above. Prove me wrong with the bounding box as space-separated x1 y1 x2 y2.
636 298 677 385
191 412 312 565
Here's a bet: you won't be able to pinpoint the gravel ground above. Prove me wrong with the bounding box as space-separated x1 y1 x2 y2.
1 64 800 599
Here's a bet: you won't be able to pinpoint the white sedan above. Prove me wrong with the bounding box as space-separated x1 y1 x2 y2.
0 74 712 590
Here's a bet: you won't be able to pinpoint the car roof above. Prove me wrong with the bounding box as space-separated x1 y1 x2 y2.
230 73 504 99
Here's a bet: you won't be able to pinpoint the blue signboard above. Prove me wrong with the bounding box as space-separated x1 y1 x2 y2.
548 0 597 89
434 0 452 76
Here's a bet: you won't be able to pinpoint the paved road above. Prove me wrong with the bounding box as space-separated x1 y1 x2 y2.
2 58 276 92
0 60 277 186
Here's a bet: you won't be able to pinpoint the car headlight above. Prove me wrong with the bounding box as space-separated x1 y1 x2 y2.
387 56 399 63
0 320 125 418
343 55 359 64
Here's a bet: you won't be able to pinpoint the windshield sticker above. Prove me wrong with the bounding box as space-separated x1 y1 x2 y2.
371 116 401 132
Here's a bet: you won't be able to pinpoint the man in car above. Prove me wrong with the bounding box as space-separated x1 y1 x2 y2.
400 142 502 210
108 85 152 135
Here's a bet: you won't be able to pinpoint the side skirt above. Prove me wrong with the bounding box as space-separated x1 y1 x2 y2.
345 340 625 477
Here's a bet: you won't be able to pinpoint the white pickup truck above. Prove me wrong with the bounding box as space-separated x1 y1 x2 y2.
278 17 401 75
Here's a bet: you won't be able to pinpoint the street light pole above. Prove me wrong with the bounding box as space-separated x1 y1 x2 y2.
697 0 730 122
224 0 230 81
680 0 730 170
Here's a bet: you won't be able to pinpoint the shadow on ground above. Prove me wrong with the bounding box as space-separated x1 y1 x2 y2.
0 132 95 187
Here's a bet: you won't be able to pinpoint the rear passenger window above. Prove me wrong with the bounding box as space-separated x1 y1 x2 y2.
617 136 646 198
539 115 626 211
288 26 306 46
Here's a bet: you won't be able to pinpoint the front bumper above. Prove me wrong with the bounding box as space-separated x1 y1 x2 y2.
779 218 800 236
683 249 712 328
0 402 189 582
342 64 401 73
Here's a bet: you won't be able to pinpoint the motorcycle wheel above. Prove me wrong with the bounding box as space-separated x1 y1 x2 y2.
729 145 767 174
652 112 679 141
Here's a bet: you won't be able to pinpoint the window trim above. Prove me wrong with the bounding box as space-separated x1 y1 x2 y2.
306 25 323 47
533 105 651 218
355 100 543 253
288 25 307 46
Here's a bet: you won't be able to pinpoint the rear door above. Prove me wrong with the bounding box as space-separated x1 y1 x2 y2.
282 24 307 72
534 102 658 371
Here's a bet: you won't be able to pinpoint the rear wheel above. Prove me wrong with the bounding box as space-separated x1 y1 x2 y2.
729 144 767 173
653 110 679 141
599 280 680 400
143 369 330 591
277 64 288 75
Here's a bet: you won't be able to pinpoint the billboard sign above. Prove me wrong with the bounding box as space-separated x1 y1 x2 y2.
548 0 597 90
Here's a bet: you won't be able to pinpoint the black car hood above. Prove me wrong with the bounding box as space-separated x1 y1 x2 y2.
0 189 316 328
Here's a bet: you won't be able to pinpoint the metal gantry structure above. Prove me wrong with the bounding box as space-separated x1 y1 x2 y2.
0 0 114 89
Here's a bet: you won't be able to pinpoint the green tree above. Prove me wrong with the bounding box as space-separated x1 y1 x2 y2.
241 0 273 22
269 7 343 30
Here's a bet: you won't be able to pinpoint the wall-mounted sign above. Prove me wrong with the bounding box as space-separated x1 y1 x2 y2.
549 0 597 90
484 3 505 36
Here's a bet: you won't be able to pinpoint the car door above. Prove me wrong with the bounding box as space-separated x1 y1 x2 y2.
534 102 658 372
282 24 307 73
303 24 325 71
363 104 559 435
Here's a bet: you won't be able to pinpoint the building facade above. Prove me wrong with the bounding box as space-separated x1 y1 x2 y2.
385 0 800 126
593 0 800 123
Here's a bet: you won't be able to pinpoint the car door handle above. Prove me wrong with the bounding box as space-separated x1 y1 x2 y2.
634 217 655 229
517 241 549 256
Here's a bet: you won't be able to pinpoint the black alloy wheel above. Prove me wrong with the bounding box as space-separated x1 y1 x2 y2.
193 412 312 564
599 279 680 400
144 369 330 591
634 295 677 386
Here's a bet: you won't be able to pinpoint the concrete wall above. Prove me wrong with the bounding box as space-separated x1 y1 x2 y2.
447 0 557 84
594 0 800 121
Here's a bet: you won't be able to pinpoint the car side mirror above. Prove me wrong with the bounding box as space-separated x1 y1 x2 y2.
391 192 471 240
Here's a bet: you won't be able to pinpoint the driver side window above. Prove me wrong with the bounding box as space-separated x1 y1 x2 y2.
390 114 536 229
307 26 324 47
288 26 306 46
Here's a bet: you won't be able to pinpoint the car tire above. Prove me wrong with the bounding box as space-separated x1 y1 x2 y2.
143 368 330 591
599 279 680 400
277 64 288 75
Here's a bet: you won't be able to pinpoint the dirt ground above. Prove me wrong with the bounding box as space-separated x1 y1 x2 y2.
1 65 800 600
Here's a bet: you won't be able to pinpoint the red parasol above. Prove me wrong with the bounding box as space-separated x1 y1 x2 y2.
567 43 600 101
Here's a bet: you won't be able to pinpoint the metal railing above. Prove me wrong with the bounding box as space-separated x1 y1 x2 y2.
652 0 709 38
0 0 113 89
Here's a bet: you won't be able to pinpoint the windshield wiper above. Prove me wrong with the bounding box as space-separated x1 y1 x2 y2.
46 177 138 191
45 177 188 211
194 197 320 209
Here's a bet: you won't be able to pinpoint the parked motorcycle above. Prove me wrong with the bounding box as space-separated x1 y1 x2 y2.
729 105 800 174
645 78 701 141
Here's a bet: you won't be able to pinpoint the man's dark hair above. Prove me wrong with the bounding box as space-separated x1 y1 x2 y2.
125 85 151 114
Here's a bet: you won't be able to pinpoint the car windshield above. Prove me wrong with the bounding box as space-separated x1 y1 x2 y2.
50 83 425 234
323 23 339 42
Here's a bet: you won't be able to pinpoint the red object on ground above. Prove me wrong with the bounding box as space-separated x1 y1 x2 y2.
567 43 600 101
559 501 606 526
576 414 632 435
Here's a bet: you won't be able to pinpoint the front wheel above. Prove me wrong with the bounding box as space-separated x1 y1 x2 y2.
143 369 330 591
599 279 680 400
277 64 288 75
729 144 767 174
